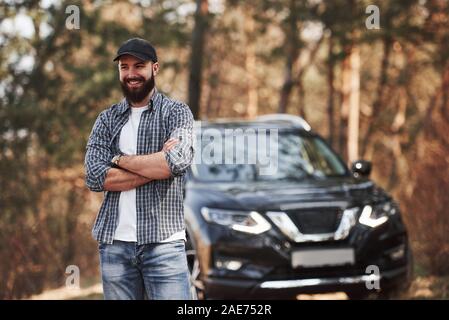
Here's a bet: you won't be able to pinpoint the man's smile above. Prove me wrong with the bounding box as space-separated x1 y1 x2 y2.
127 79 144 88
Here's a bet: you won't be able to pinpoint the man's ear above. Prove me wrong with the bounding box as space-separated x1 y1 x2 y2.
152 62 160 76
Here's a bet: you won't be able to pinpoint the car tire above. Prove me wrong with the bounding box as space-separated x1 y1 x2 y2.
380 243 415 299
186 231 206 300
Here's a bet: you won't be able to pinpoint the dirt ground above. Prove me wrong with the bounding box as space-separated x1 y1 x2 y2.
28 275 449 300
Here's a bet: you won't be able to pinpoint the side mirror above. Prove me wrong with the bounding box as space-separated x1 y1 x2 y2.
351 160 372 178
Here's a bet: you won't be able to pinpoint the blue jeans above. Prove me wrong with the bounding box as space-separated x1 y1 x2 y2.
99 239 192 300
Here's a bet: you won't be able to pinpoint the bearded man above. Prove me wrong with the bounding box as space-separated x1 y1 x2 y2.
84 38 194 300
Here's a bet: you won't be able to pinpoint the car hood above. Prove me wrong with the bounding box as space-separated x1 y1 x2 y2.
189 177 391 211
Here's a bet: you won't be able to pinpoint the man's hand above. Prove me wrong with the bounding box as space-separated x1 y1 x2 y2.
104 168 151 191
163 138 179 152
102 138 179 191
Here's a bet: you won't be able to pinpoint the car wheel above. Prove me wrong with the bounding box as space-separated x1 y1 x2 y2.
380 244 415 299
186 232 206 300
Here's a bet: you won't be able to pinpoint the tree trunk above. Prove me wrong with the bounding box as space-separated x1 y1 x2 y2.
188 0 209 120
340 40 361 163
362 36 392 156
346 44 361 163
279 54 297 114
297 78 306 119
440 61 449 123
339 50 350 159
278 0 300 114
244 7 258 119
327 36 335 148
295 35 323 120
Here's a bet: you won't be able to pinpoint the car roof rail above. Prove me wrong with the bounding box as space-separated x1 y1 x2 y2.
255 113 311 131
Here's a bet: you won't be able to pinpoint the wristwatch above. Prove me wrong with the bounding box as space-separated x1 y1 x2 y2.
111 154 122 167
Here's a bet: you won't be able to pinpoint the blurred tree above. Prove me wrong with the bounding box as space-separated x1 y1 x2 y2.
404 0 449 275
277 0 304 114
188 0 209 119
361 0 421 157
243 3 258 119
314 0 365 161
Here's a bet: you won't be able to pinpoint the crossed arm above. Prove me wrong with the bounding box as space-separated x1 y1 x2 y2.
103 139 178 191
103 168 151 192
85 105 194 193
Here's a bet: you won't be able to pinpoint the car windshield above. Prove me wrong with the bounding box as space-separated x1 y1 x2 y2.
192 130 348 182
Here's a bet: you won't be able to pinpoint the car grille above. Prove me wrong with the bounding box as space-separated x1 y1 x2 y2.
287 209 344 234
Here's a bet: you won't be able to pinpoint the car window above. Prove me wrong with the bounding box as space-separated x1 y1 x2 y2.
192 131 348 182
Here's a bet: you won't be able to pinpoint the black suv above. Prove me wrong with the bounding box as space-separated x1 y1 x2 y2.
184 114 412 299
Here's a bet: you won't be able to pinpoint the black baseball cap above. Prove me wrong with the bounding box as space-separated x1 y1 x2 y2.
113 38 158 63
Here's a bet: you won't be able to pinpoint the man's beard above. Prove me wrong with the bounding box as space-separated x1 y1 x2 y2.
120 74 155 104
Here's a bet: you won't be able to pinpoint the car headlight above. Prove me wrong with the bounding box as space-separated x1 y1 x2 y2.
201 207 271 234
358 201 397 228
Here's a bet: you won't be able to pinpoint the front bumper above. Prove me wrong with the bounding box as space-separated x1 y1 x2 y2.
198 224 411 299
191 207 412 299
204 265 409 299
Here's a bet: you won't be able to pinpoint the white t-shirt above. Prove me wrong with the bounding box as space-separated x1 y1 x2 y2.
113 105 186 243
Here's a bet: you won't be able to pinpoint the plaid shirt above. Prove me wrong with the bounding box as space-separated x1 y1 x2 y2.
84 89 194 244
